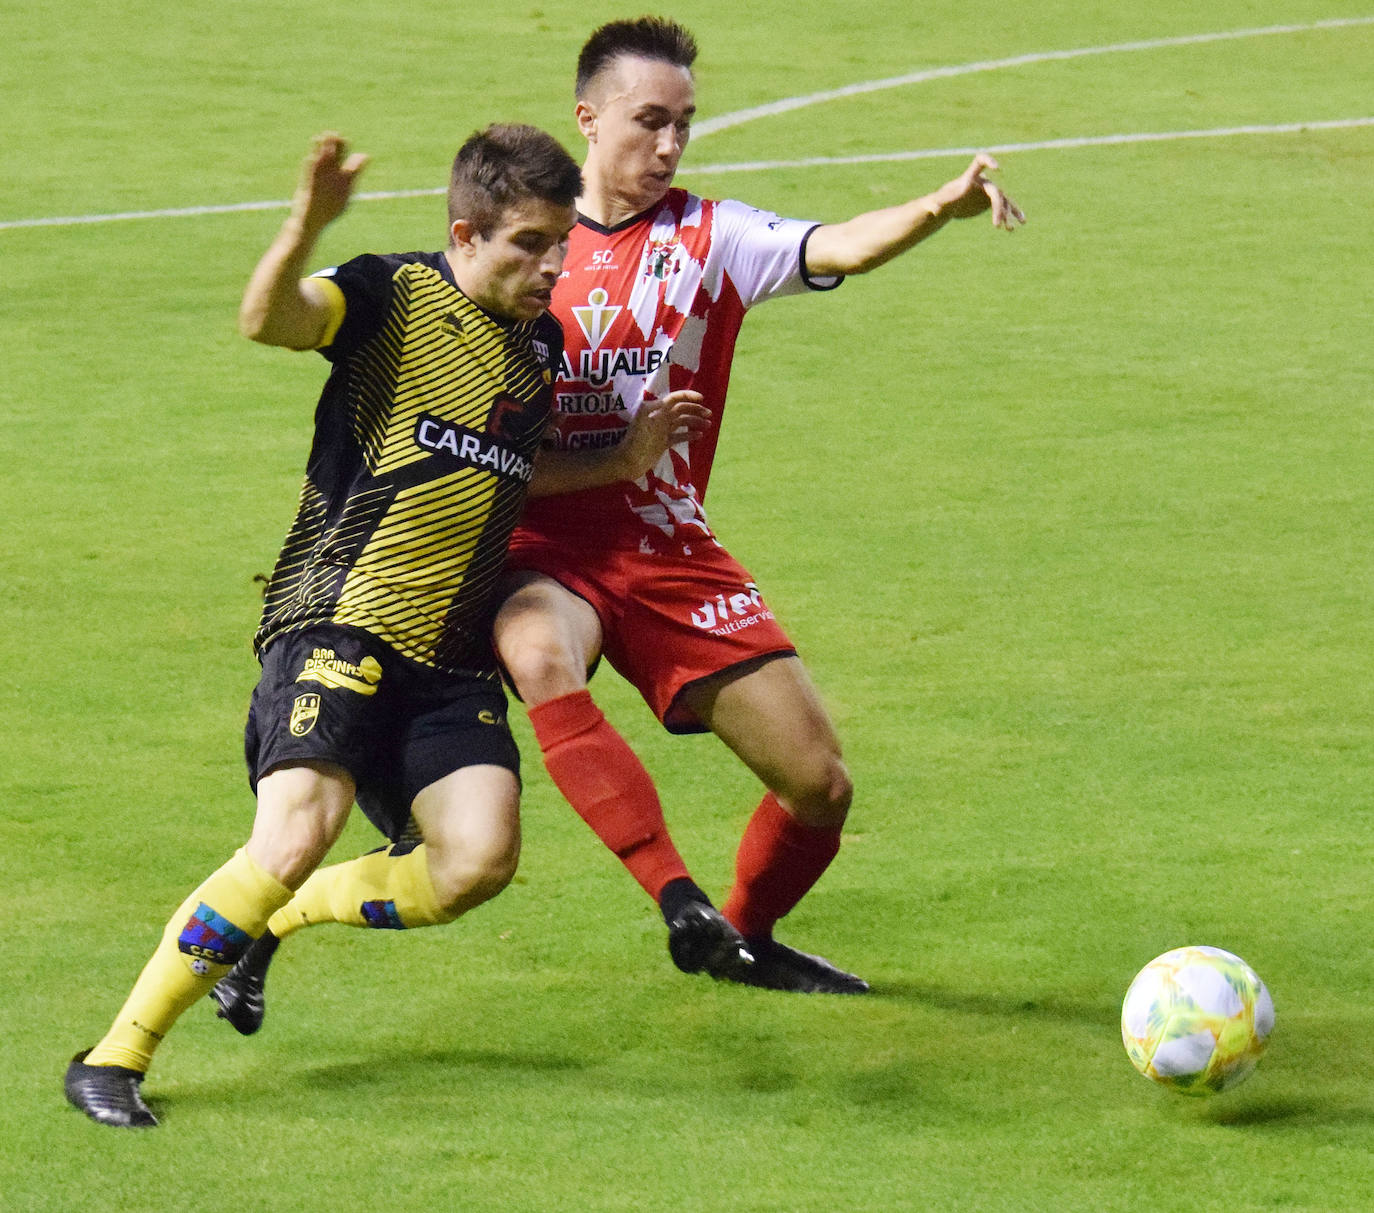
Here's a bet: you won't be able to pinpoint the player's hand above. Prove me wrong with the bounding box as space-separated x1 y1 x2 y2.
616 389 711 480
291 132 370 232
935 154 1025 230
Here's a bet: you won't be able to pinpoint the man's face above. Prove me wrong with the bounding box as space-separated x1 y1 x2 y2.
578 55 696 210
450 196 578 322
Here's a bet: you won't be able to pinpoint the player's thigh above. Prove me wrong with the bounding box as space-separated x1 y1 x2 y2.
247 761 357 887
410 764 523 892
245 627 389 872
686 655 852 823
493 571 605 702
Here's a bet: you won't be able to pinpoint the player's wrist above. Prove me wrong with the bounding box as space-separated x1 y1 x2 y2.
282 204 333 245
921 191 953 222
608 446 642 483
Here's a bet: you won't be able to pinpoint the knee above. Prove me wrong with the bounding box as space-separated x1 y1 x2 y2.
460 834 521 906
493 584 596 705
429 831 521 919
499 631 585 705
783 755 853 829
251 818 338 889
818 757 855 824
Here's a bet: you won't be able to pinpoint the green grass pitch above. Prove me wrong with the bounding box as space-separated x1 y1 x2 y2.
3 2 1372 1209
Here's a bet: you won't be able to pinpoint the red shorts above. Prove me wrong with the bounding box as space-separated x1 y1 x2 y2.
504 536 796 733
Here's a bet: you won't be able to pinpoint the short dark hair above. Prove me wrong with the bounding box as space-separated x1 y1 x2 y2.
447 124 583 237
575 16 698 98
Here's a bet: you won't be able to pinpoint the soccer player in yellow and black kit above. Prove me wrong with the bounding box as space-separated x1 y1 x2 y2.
64 126 709 1129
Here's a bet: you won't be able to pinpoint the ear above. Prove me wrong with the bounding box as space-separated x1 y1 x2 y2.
575 98 597 141
449 218 479 255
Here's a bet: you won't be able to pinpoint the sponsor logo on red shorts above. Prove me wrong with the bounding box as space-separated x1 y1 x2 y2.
689 582 774 635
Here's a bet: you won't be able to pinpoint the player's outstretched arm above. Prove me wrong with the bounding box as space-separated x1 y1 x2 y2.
239 133 370 350
528 390 711 498
804 153 1025 277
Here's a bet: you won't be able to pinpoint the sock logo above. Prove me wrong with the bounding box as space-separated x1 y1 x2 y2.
290 693 321 737
131 1019 165 1043
360 900 406 929
178 903 253 966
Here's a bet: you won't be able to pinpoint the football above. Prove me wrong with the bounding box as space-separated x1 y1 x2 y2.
1121 945 1275 1095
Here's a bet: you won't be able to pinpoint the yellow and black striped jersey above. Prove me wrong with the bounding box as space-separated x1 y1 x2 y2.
255 250 563 675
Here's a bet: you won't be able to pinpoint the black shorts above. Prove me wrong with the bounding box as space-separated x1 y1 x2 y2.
245 626 520 841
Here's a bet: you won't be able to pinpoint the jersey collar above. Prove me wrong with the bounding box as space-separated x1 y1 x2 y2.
576 203 660 236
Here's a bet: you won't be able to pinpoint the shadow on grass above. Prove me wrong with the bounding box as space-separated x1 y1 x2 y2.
876 977 1118 1028
160 1043 590 1113
1189 1093 1373 1130
293 1045 589 1090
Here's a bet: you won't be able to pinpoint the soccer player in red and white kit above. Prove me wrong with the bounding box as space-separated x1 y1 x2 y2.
209 18 1023 1026
495 17 1024 994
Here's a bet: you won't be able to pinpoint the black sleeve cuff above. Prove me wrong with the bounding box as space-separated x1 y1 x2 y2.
799 225 844 292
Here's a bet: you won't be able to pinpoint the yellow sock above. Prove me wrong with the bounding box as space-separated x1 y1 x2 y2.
268 843 447 938
86 848 292 1072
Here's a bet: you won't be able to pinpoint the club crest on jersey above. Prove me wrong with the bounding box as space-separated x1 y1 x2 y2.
644 239 682 280
571 288 621 351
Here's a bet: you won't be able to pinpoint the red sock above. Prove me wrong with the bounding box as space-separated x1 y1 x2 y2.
528 691 690 902
721 792 842 940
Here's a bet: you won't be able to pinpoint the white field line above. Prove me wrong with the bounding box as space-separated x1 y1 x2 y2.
689 17 1374 137
3 17 1372 232
686 117 1374 175
6 119 1368 231
0 189 443 231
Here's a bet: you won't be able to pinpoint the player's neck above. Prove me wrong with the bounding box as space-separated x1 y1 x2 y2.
578 162 669 229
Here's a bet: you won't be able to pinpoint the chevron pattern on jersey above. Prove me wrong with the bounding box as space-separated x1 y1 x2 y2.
355 263 535 477
334 467 498 664
259 476 334 633
255 251 558 673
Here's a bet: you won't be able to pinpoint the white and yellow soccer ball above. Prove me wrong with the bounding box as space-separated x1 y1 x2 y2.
1121 945 1275 1095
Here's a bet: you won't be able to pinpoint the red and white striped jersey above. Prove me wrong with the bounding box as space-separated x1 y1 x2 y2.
516 188 839 554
